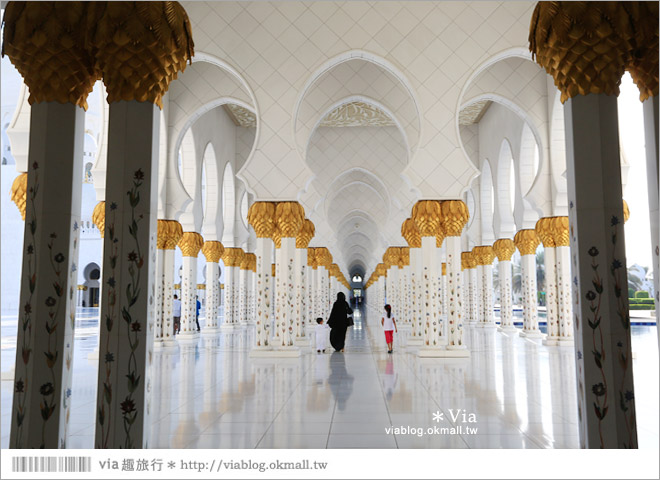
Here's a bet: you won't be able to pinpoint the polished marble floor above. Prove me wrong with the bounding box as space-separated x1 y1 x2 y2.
1 308 658 449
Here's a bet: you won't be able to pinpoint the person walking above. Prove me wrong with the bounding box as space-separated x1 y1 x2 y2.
381 304 397 354
314 317 329 353
195 296 201 332
173 294 181 334
327 292 353 352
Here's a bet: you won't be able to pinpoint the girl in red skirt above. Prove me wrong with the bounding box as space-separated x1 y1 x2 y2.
381 304 398 354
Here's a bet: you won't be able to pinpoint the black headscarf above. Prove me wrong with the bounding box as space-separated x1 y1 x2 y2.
327 292 351 328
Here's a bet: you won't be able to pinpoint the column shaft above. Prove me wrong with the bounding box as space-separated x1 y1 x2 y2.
520 254 541 337
479 264 495 327
238 267 248 325
95 101 159 448
497 261 516 331
274 238 296 347
205 262 220 330
468 268 478 324
154 249 165 344
162 250 176 344
643 96 659 345
294 248 308 343
180 256 198 334
254 238 273 348
556 246 573 342
222 265 235 327
564 94 637 447
409 249 423 344
11 102 84 448
446 236 466 348
544 247 560 344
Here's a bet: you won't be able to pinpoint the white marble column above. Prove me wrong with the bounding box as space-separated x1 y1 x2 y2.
201 241 224 334
419 236 440 351
493 239 517 332
564 93 638 447
408 246 423 345
550 217 573 344
254 238 273 349
537 218 559 345
294 247 310 345
274 238 297 351
10 102 84 448
95 100 162 449
178 233 203 340
514 230 543 338
221 248 244 330
642 96 659 344
155 220 183 348
271 202 305 355
238 255 249 325
295 220 314 345
461 253 474 325
474 259 484 326
474 246 496 328
247 254 257 324
400 247 412 338
444 233 468 352
440 262 447 323
319 265 330 317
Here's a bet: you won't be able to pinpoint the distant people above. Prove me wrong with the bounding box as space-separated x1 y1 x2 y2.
381 304 398 354
327 292 353 352
315 317 329 353
173 294 181 334
195 296 201 332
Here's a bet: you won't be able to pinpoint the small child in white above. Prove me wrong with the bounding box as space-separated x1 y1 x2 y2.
315 317 329 353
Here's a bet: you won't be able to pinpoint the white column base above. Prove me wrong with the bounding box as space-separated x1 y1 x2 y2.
249 347 301 358
558 338 575 346
294 337 311 347
418 347 470 358
498 325 519 333
220 323 242 331
476 323 498 329
407 337 423 346
176 331 200 344
520 330 545 339
202 326 221 336
157 338 179 351
543 337 560 346
249 346 274 357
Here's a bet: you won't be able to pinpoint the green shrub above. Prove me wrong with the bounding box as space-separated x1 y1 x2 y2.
629 298 655 306
635 291 650 299
629 304 655 310
628 288 636 298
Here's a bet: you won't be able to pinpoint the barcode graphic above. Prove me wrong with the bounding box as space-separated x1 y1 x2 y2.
11 456 91 473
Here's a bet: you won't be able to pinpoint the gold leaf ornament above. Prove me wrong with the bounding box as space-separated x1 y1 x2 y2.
201 241 225 263
10 173 28 220
157 219 183 250
87 1 194 108
493 238 516 261
177 231 204 257
514 229 540 256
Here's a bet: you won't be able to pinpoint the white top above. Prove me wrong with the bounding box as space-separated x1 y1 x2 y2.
173 299 182 317
315 323 329 340
382 315 395 331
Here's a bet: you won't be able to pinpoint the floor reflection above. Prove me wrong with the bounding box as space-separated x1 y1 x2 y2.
0 308 657 449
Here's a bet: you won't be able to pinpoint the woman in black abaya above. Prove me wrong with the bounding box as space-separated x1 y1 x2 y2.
327 292 353 352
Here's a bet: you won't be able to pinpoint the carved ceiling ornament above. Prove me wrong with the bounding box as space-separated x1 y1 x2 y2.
223 104 256 127
320 101 395 127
